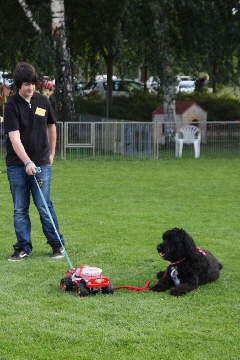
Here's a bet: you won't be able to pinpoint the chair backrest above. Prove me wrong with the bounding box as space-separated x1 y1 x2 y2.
176 125 201 142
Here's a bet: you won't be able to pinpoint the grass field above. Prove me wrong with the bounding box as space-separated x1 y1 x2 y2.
220 85 240 99
0 158 239 360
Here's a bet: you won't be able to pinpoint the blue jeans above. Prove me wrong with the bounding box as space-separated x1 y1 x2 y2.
7 165 65 254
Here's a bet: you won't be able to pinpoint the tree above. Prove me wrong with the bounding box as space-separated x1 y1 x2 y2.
0 0 53 74
149 0 176 126
50 0 76 121
169 0 240 91
66 0 134 108
1 0 240 121
1 0 76 122
129 0 177 125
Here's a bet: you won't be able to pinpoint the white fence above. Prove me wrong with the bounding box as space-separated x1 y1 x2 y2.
56 121 240 159
1 120 240 160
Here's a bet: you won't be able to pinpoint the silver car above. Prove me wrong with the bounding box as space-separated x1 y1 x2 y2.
81 78 150 97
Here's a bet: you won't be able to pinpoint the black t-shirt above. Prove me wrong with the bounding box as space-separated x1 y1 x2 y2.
4 91 57 166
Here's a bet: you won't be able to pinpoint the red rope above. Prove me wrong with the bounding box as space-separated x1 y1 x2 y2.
115 280 151 292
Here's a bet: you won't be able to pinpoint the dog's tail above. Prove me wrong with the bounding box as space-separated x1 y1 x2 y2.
219 263 223 270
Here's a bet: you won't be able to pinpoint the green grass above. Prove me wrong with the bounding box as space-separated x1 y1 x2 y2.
219 85 240 100
0 158 239 360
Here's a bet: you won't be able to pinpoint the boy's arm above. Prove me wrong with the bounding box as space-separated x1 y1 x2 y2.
47 123 56 165
8 130 37 174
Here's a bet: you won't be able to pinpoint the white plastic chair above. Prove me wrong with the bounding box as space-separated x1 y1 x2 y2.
175 125 201 158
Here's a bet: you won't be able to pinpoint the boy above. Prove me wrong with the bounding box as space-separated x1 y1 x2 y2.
4 62 65 261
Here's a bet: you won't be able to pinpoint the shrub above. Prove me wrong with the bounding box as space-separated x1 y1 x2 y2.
180 92 240 122
74 93 106 115
74 92 162 121
73 90 240 122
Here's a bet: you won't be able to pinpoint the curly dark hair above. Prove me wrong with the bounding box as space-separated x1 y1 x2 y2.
13 62 39 90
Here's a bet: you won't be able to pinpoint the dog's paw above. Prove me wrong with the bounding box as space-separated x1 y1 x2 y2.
157 271 165 279
170 288 184 296
150 284 168 292
150 285 161 292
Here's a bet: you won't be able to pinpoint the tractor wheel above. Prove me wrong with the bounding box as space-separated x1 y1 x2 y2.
101 282 114 294
75 282 89 297
60 277 73 292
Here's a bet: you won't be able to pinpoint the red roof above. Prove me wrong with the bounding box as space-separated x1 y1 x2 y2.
152 102 206 115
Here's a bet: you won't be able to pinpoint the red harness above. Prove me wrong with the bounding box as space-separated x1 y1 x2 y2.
196 247 207 256
169 247 207 265
169 258 185 265
115 281 151 292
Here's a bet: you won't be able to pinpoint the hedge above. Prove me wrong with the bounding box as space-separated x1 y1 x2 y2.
72 90 240 122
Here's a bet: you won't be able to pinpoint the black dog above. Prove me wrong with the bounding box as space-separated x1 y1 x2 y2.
151 228 223 296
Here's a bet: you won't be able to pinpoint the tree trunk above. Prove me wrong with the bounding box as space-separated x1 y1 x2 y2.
151 1 176 136
17 0 76 122
105 55 114 113
162 64 176 124
162 67 176 143
51 0 76 122
212 65 219 93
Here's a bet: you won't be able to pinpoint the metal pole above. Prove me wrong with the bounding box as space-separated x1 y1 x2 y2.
106 85 109 118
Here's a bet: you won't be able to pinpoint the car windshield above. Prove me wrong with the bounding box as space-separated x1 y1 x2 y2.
124 81 143 91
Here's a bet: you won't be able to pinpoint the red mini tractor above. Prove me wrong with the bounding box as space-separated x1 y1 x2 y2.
60 266 114 297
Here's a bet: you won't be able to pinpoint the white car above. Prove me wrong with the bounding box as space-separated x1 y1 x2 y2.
80 78 148 97
95 75 117 81
177 75 193 82
176 80 195 93
147 76 160 91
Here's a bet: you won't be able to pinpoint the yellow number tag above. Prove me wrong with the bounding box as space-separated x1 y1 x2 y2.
35 107 46 116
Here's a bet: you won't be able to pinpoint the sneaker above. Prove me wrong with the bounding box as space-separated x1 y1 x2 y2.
8 250 29 262
51 246 65 259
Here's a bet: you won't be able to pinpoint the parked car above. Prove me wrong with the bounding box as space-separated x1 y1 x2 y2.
147 76 161 91
176 80 195 93
177 75 193 82
0 71 7 84
39 76 53 90
80 78 152 97
3 79 14 87
0 71 13 86
74 80 88 94
95 74 117 81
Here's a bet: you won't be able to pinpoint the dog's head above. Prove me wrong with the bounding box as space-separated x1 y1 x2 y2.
157 228 200 262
